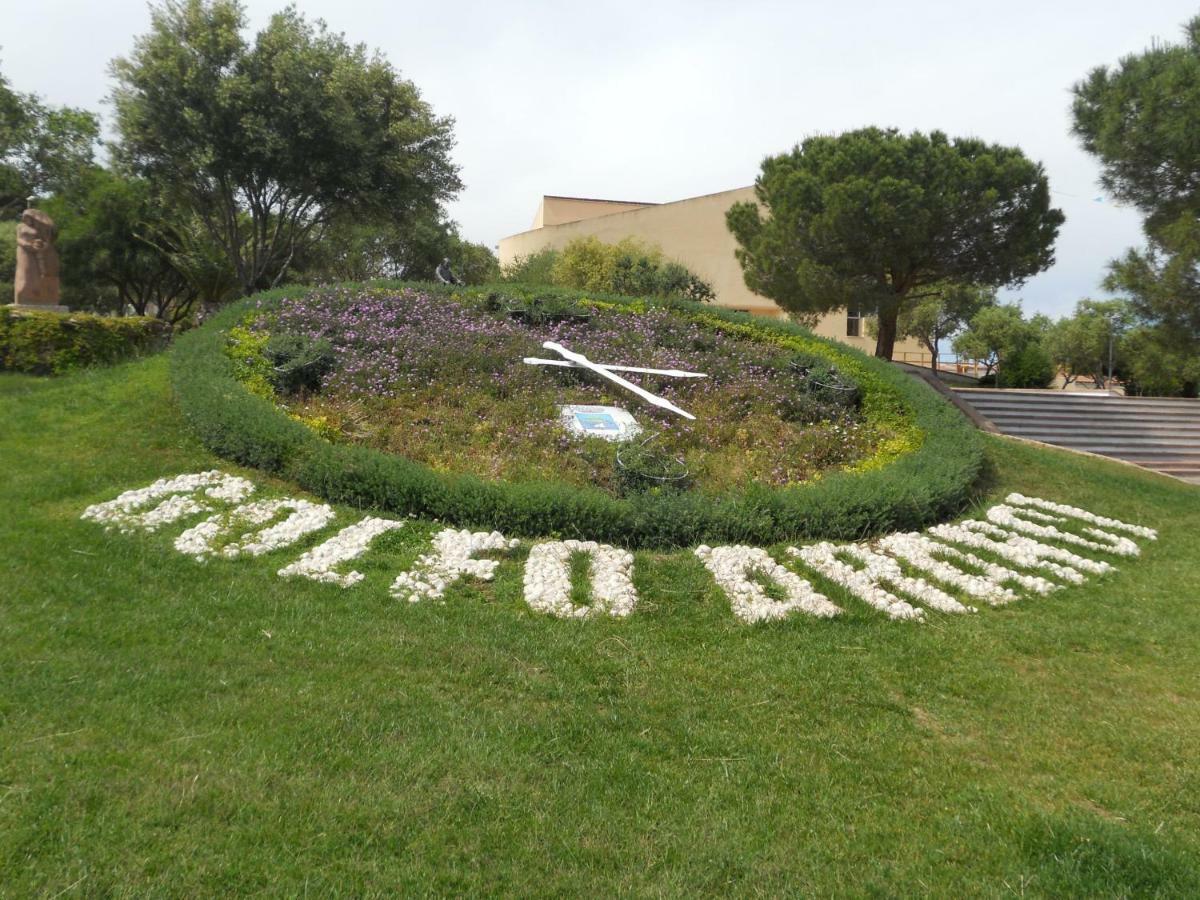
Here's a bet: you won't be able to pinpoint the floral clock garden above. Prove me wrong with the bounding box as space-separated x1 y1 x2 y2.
98 285 1160 623
3 283 1200 894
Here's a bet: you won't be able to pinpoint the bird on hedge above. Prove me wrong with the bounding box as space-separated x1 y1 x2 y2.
435 258 461 285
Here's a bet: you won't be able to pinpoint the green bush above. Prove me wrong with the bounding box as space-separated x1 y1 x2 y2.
264 333 335 395
171 284 985 548
657 261 716 303
0 219 16 303
505 236 716 303
999 340 1056 389
0 307 170 375
502 247 560 285
788 350 862 409
978 342 1056 389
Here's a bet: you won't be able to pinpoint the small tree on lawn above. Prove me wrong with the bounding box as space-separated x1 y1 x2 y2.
726 128 1064 360
111 0 461 296
954 303 1051 386
891 282 996 371
1045 298 1130 389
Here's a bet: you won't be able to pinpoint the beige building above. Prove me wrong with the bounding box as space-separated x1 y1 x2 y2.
498 189 927 360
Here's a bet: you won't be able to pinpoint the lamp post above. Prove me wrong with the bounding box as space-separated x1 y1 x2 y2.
1106 314 1116 391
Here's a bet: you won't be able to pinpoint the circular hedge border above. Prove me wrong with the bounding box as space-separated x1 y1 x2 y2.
171 285 985 549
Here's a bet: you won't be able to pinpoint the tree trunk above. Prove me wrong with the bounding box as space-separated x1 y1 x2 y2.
929 337 939 371
874 303 899 360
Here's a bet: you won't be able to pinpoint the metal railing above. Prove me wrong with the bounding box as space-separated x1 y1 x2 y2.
893 351 988 377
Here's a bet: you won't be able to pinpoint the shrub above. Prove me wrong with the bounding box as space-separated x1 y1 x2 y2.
264 333 335 395
171 284 985 548
543 236 715 303
788 350 862 409
502 247 560 285
0 219 16 303
0 307 170 375
553 236 619 292
225 323 275 399
999 340 1055 389
658 261 716 303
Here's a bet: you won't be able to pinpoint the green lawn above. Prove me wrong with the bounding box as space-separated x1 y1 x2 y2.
2 356 1199 896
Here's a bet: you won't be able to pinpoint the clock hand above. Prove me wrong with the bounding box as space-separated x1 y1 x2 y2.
522 357 706 378
541 342 696 420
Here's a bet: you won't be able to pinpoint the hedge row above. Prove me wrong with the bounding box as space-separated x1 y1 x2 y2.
1 307 170 375
170 285 985 549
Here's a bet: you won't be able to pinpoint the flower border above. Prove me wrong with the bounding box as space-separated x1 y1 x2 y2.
170 287 985 549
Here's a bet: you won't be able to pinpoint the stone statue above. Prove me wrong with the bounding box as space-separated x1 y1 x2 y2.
435 257 461 285
14 205 64 310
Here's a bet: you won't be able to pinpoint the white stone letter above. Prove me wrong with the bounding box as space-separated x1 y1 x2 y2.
81 470 255 533
876 532 1049 605
278 516 405 587
789 543 931 620
694 545 840 623
926 520 1109 582
175 498 335 560
390 528 519 603
986 504 1140 557
1006 494 1157 540
523 540 638 618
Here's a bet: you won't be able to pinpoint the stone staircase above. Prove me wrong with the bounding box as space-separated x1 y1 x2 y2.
951 389 1200 484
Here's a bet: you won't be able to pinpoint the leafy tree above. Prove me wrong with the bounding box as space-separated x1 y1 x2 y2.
0 61 100 216
386 217 498 284
1072 16 1200 370
1001 340 1056 389
0 218 16 300
44 168 236 322
726 128 1064 359
111 0 461 296
1121 325 1200 397
8 100 99 200
0 68 29 214
953 303 1049 385
1072 17 1200 233
293 214 498 284
1046 298 1130 389
452 238 501 285
891 283 996 370
0 67 23 141
291 217 406 283
1102 219 1200 360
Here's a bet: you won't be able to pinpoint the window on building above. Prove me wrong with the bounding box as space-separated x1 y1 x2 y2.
846 306 862 337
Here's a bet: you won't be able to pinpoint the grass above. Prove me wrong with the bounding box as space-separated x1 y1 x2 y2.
2 356 1199 896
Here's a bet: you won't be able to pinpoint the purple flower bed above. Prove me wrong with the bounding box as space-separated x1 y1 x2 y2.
254 287 882 493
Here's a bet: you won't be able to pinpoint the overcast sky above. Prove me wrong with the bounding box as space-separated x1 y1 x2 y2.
3 0 1195 316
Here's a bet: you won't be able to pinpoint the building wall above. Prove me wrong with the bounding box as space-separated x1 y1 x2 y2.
534 196 657 228
499 188 928 360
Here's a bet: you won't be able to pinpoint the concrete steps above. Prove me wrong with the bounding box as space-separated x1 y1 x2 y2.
952 389 1200 484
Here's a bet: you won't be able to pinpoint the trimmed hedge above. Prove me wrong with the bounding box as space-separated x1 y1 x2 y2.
1 307 170 375
171 285 985 548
